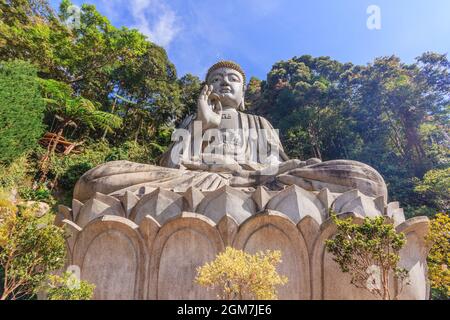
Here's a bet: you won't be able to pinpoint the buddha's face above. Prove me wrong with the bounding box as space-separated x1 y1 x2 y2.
207 67 244 110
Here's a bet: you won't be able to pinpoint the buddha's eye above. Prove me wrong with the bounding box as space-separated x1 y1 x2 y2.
229 75 240 82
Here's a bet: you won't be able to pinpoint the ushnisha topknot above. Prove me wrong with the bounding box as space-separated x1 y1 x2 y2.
206 60 246 86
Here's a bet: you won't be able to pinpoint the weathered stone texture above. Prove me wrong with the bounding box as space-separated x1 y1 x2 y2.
58 186 429 300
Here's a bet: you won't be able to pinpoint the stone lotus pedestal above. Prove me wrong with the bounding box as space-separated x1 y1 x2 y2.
56 183 430 300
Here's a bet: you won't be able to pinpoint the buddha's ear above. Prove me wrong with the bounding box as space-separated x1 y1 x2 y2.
239 92 246 111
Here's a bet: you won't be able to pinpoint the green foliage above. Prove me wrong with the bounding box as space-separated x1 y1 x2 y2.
252 54 450 214
195 247 288 300
47 141 111 192
0 2 447 302
414 168 450 213
325 215 408 300
0 155 34 191
0 155 56 209
426 213 450 299
419 120 450 166
106 140 163 163
40 78 123 134
1 0 185 146
254 56 365 160
0 197 66 300
403 205 436 219
246 77 262 111
19 183 54 204
0 60 45 164
44 140 163 202
45 271 95 300
177 73 202 123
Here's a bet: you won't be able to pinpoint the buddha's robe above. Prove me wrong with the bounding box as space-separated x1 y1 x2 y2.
74 112 287 201
159 112 289 169
73 112 388 202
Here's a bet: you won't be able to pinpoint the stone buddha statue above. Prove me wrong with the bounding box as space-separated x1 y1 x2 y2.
74 61 387 202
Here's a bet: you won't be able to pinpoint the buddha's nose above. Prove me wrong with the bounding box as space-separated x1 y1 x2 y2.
221 77 231 86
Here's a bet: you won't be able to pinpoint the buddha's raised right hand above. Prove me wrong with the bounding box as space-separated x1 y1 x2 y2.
196 84 222 130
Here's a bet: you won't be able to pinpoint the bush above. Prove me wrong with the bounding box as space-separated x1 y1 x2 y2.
48 140 161 194
325 215 408 300
426 213 450 299
0 155 34 191
195 247 288 300
45 272 95 300
0 197 66 300
19 183 54 204
47 141 112 193
105 140 159 163
0 60 45 164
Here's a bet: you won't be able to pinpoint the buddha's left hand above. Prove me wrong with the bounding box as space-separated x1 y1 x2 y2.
230 159 307 186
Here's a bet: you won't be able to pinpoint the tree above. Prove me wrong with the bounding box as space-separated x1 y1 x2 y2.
325 215 409 300
45 271 95 300
0 60 45 164
112 47 182 144
245 76 262 111
253 53 449 216
350 55 449 177
1 0 184 146
39 78 122 180
414 168 450 213
177 73 202 123
195 247 288 300
40 79 122 139
426 213 450 299
256 55 357 160
0 198 66 300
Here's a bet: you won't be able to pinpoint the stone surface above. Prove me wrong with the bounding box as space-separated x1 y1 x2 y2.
62 60 430 300
129 188 184 225
196 186 255 224
71 216 145 300
24 201 50 217
183 187 205 212
252 186 271 212
59 185 429 300
266 185 326 225
73 65 388 203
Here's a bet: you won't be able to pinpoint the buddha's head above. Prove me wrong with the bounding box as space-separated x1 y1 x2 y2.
206 61 246 111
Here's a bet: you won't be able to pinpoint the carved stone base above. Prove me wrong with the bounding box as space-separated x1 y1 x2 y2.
57 185 430 300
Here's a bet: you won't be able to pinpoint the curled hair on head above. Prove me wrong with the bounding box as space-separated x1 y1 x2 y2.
206 60 246 86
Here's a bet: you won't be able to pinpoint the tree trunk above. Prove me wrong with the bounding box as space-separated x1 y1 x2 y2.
135 117 143 143
39 125 65 183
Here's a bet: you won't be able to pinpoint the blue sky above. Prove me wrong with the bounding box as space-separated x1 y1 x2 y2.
50 0 450 81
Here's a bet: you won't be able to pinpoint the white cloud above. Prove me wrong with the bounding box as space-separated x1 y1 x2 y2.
146 9 179 47
103 0 181 47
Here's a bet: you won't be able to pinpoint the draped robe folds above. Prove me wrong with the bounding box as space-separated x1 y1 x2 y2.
73 112 388 202
159 112 290 169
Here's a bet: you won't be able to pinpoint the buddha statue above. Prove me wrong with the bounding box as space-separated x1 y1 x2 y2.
74 61 387 202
